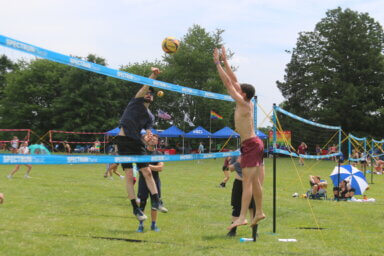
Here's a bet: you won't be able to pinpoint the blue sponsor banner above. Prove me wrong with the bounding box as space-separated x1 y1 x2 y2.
0 34 233 102
0 151 240 165
275 106 340 130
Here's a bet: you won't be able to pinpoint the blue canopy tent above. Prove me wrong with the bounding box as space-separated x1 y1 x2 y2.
257 130 267 139
159 125 186 153
159 126 185 137
105 127 120 136
211 126 239 152
211 126 239 138
185 126 212 138
185 126 212 152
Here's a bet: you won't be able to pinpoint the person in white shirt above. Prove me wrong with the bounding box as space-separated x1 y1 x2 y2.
7 142 33 179
10 136 19 153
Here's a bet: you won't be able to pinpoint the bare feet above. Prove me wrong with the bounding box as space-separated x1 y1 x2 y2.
250 214 266 227
227 218 248 230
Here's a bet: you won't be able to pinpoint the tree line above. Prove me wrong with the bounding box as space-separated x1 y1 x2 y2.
0 25 235 139
1 8 384 142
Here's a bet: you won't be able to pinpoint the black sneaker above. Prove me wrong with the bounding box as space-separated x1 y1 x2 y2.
133 208 147 221
226 230 236 237
151 201 168 213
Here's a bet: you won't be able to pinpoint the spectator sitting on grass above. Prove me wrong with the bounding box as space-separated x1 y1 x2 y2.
309 175 327 197
333 180 355 201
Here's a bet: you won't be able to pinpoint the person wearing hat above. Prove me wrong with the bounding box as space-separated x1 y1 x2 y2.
116 67 167 223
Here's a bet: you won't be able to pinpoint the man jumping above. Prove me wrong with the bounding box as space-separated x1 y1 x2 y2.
214 46 265 229
116 67 167 222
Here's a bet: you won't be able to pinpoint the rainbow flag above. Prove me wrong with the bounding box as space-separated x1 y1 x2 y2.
210 110 223 120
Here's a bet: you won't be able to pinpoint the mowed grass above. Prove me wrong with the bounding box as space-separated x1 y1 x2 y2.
0 157 383 256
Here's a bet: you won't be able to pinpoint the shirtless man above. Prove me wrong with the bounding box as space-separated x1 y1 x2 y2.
214 46 265 229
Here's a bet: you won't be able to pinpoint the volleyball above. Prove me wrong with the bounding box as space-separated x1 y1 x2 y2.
157 90 164 97
162 37 180 53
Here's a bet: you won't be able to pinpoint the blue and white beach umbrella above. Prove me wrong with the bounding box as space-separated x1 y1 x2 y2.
330 165 368 195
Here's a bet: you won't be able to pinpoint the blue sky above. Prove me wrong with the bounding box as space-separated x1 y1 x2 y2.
1 0 383 126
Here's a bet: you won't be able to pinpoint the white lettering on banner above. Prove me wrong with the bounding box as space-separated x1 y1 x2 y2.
203 154 215 159
193 130 203 134
117 71 135 80
114 157 138 162
69 58 97 70
204 92 215 98
151 156 167 161
180 155 193 160
67 157 97 163
3 155 33 163
153 80 171 89
222 152 231 157
181 88 193 94
6 39 36 53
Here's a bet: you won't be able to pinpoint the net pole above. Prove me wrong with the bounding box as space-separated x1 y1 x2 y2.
370 140 374 184
348 134 351 165
363 139 367 177
272 103 277 233
252 96 258 241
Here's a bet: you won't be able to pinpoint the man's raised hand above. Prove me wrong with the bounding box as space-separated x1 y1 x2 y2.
213 48 221 64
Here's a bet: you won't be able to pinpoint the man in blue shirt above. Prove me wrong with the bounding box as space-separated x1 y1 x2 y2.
116 67 167 222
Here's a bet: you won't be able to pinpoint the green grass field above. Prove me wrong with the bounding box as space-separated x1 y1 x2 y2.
0 157 383 256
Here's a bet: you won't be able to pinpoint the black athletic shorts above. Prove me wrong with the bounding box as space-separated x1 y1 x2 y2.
115 136 149 169
231 178 255 209
137 172 161 201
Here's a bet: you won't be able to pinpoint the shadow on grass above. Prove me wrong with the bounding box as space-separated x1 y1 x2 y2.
201 234 227 241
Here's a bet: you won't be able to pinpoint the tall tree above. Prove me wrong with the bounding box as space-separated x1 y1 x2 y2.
277 8 384 137
0 54 17 97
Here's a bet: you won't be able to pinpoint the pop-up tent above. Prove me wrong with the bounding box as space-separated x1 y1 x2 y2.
212 126 239 138
185 126 212 138
159 126 185 137
257 130 267 139
105 127 120 136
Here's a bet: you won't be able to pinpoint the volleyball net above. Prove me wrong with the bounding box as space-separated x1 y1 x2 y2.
272 105 342 159
0 34 244 164
347 133 367 162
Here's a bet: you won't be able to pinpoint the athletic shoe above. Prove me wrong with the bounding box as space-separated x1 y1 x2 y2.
24 175 31 179
151 225 160 232
151 201 168 213
226 230 236 237
133 208 147 221
7 175 12 179
136 225 144 233
120 175 125 180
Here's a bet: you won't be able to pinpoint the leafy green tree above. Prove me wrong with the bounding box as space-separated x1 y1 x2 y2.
0 54 18 97
277 8 384 137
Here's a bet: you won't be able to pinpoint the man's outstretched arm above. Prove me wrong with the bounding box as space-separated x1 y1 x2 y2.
220 46 242 94
135 67 160 98
214 48 244 103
